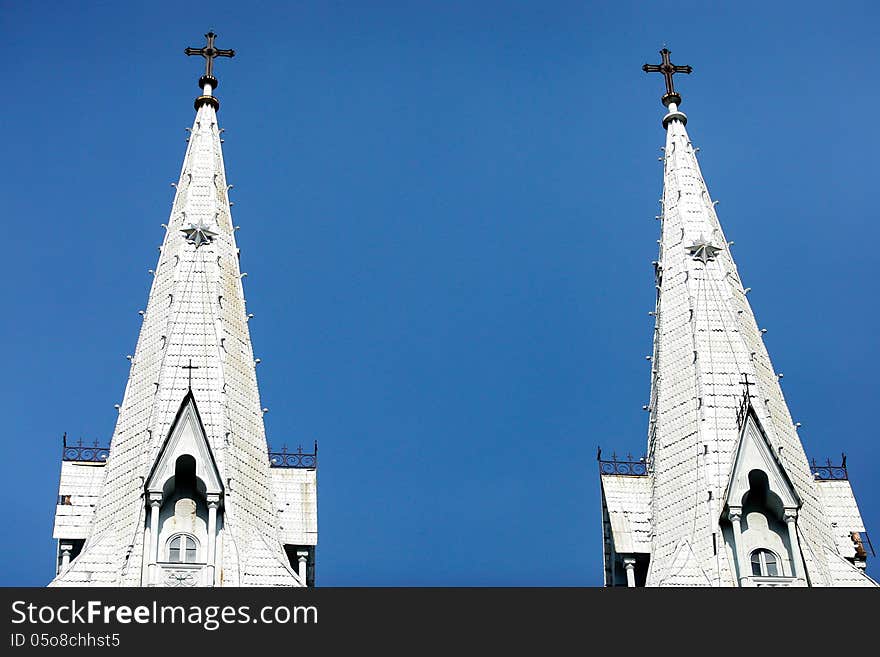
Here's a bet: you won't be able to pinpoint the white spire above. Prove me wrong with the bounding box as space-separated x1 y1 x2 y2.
641 57 870 586
51 39 302 586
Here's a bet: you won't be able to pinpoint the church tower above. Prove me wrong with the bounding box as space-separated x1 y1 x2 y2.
51 33 317 587
598 49 875 587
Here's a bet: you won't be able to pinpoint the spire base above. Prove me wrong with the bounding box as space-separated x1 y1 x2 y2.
662 110 687 129
194 95 220 111
661 92 682 108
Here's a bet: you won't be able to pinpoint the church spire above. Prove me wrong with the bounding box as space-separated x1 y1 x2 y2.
50 33 312 587
631 49 874 586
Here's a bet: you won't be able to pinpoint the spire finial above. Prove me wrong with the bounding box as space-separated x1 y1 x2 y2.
642 47 692 108
185 32 235 111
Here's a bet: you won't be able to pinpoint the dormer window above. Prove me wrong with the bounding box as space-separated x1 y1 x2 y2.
723 407 805 585
167 533 199 563
750 548 779 577
143 394 226 585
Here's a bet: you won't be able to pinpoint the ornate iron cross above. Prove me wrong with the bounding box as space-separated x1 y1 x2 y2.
185 32 235 79
643 48 692 99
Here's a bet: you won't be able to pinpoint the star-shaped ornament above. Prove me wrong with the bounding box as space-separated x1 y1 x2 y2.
181 221 218 248
687 235 722 264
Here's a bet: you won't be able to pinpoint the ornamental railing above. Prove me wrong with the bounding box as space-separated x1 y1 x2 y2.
268 442 318 469
61 434 110 463
597 449 648 476
810 455 848 481
60 433 318 470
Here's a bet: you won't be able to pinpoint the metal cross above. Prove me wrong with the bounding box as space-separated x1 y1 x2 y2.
182 358 200 389
642 48 692 98
740 373 754 398
185 32 235 79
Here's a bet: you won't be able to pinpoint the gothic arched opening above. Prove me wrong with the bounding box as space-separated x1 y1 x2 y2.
157 454 210 565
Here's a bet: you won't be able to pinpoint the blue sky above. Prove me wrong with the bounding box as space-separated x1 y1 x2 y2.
1 1 878 586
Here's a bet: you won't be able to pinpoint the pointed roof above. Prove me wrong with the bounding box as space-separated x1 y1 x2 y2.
144 390 223 496
52 36 298 586
723 402 800 512
642 58 840 586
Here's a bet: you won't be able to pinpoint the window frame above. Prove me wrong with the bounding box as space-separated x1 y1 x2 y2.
165 533 200 564
750 548 780 577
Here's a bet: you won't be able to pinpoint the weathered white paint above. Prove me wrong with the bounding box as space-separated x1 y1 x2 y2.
52 462 106 540
207 495 219 585
148 493 161 585
59 543 73 572
727 508 747 586
622 557 636 588
273 467 318 547
602 97 876 587
816 479 867 560
50 78 313 588
784 511 802 580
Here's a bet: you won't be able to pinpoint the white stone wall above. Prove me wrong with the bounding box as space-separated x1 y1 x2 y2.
273 468 318 547
53 462 106 540
817 480 867 560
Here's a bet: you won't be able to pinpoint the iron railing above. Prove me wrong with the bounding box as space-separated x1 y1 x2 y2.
61 434 109 463
811 455 848 481
268 442 318 469
597 449 648 476
60 433 318 470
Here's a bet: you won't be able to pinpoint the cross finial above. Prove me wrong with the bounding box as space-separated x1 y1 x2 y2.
185 31 235 84
185 32 235 111
643 47 692 107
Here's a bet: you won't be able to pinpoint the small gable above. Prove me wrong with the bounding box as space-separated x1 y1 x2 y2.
724 407 799 514
145 391 223 496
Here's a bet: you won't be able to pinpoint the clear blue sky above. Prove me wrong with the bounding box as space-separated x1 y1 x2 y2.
1 1 878 586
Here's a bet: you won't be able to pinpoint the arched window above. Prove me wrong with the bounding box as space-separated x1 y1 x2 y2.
166 534 199 563
750 548 779 577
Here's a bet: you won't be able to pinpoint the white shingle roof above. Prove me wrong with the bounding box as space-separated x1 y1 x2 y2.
823 548 878 587
816 479 867 560
53 462 106 540
600 474 651 554
272 468 318 547
643 108 840 585
51 95 307 587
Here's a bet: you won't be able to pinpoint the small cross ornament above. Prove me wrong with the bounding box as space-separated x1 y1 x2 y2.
181 359 200 389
